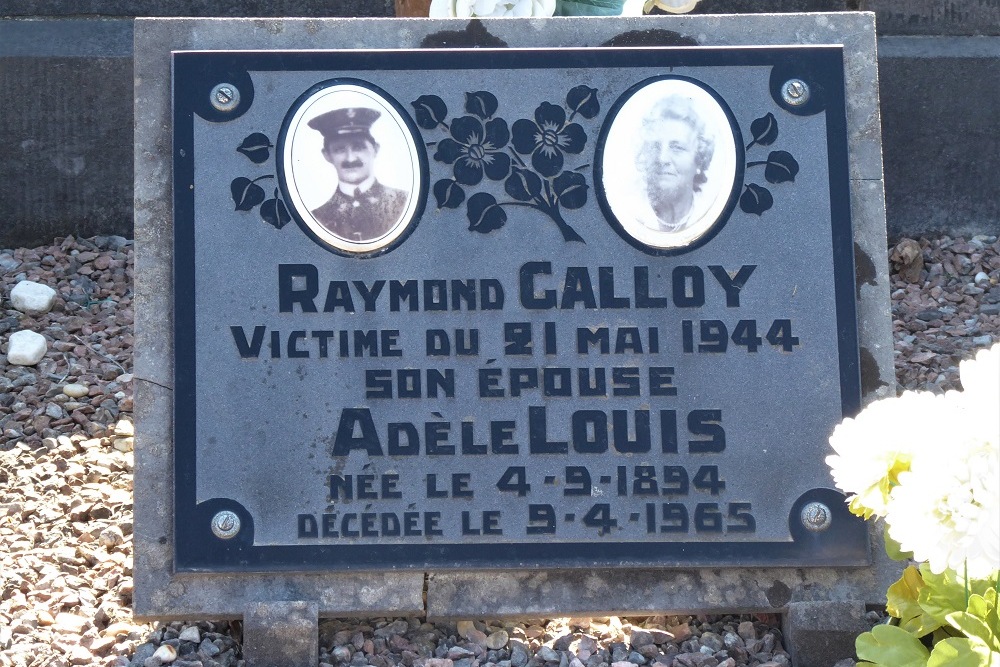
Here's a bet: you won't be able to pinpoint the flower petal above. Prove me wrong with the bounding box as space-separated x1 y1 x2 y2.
511 118 540 154
428 0 457 16
534 101 566 128
453 157 484 186
483 151 511 181
433 138 464 165
533 0 557 13
532 145 563 177
484 118 510 149
559 122 587 154
449 115 484 145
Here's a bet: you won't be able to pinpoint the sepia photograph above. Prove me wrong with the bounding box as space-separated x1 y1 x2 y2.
600 77 739 250
280 81 422 254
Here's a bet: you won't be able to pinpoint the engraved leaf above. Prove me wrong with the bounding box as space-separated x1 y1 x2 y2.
260 190 291 229
739 183 773 216
411 95 448 130
763 150 800 184
746 113 778 150
464 91 499 120
433 178 466 209
236 132 273 164
566 85 600 119
504 168 542 202
466 192 507 233
553 170 588 210
231 177 267 212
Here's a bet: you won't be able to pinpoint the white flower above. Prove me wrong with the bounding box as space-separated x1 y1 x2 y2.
825 391 953 518
429 0 556 17
642 0 703 13
885 431 999 578
621 0 647 15
959 343 1000 439
827 343 1000 577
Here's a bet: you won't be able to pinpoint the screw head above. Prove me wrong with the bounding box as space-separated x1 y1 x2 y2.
781 79 810 107
800 502 832 532
211 510 241 539
210 83 240 113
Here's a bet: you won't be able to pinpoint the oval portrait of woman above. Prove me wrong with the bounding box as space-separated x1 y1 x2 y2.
599 77 740 252
279 80 423 255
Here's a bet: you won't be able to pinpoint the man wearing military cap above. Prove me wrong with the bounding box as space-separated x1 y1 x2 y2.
308 107 408 242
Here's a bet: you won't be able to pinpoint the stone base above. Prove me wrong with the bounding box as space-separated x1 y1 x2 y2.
783 601 869 667
243 601 319 667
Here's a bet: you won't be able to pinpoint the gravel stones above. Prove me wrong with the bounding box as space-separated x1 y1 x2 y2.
5 330 47 366
311 616 787 667
1 235 133 450
1 233 997 667
890 235 1000 391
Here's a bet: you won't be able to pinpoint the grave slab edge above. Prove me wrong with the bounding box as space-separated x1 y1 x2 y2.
134 13 896 619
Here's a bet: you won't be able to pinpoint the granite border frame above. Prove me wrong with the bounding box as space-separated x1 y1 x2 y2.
134 13 897 620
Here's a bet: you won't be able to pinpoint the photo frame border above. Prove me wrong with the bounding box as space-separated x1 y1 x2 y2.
594 74 746 256
276 77 428 258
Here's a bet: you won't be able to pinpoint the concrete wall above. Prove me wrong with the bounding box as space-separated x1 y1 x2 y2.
862 0 1000 239
1 0 998 246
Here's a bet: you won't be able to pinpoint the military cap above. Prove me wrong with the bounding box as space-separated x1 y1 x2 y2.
308 107 381 144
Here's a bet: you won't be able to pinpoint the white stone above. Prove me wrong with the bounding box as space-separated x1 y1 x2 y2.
63 383 89 398
114 419 134 437
152 644 177 663
178 625 200 642
112 436 134 452
9 280 57 315
974 271 990 285
6 330 48 366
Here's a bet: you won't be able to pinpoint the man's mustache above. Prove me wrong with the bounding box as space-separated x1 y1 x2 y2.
340 160 364 168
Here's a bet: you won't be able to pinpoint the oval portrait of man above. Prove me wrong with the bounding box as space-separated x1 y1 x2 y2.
599 77 739 251
279 81 423 255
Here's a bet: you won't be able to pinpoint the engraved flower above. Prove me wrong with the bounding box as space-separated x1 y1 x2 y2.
434 116 511 186
511 102 586 178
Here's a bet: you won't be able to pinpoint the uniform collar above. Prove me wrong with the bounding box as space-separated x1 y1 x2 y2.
338 175 376 198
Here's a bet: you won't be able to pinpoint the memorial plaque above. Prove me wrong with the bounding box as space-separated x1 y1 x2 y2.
172 45 867 572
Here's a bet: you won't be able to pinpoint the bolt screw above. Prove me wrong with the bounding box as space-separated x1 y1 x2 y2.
210 83 240 113
211 510 241 539
800 501 832 532
781 79 810 107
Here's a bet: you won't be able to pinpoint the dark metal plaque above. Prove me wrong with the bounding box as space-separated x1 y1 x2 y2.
173 46 866 572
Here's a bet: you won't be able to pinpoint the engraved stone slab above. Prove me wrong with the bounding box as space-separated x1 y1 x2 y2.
172 45 863 571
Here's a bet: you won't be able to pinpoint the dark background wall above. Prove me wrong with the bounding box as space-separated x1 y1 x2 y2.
863 0 1000 240
1 0 997 246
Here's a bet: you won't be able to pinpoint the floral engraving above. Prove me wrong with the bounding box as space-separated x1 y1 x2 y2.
739 112 800 217
414 86 600 243
229 132 291 230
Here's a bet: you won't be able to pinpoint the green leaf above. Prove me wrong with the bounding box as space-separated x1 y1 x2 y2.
947 612 1000 653
968 591 1000 639
921 565 975 626
885 531 915 561
926 637 999 667
889 565 942 636
969 594 992 620
920 565 1000 627
856 624 931 666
